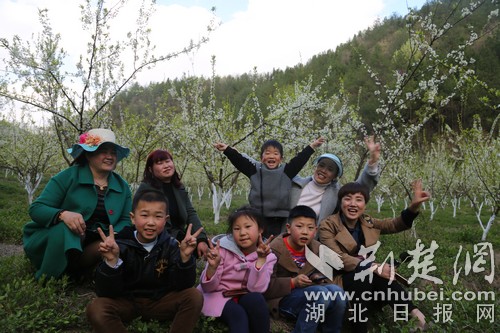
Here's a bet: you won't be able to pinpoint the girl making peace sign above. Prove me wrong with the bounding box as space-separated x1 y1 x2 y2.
198 206 278 333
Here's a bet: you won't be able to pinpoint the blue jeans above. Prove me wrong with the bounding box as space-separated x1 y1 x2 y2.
279 284 347 333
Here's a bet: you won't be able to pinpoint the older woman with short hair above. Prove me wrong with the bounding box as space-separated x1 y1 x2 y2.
289 136 381 226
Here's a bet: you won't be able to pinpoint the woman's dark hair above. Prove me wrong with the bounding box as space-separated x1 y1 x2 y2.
338 182 370 203
71 153 88 166
226 205 266 235
260 140 283 158
142 149 182 189
334 182 370 214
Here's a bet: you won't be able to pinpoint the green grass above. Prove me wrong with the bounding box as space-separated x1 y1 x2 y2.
365 203 499 332
0 176 32 244
1 173 498 332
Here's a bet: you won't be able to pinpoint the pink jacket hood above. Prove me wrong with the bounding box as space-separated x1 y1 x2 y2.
197 234 277 317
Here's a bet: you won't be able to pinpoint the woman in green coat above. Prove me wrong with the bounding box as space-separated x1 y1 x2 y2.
23 128 132 280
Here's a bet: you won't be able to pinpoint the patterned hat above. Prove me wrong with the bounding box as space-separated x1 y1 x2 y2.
67 128 130 162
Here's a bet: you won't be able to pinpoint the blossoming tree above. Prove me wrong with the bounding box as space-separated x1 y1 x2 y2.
0 0 215 164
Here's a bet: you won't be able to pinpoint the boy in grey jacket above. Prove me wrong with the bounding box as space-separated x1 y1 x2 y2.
214 137 324 238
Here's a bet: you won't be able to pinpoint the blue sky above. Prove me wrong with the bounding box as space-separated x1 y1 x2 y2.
158 0 248 22
157 0 427 23
0 0 429 83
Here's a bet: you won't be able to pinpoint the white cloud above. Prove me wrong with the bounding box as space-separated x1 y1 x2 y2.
0 0 424 85
198 0 384 77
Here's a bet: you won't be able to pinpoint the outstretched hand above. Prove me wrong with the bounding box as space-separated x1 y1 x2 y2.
409 179 431 213
213 142 228 152
179 224 203 262
97 225 120 266
364 136 381 164
310 137 326 150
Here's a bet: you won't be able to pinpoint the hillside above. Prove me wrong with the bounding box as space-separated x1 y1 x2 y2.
110 0 499 136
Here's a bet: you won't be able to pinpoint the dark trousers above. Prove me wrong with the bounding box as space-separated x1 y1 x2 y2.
342 272 416 333
263 216 287 239
86 287 203 333
220 292 270 333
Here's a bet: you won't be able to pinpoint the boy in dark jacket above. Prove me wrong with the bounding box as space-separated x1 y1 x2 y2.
214 137 324 238
86 190 203 333
264 205 347 333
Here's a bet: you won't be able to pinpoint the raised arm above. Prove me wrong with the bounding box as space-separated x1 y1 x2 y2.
213 142 257 177
284 136 325 178
310 137 325 150
365 136 380 166
355 136 381 191
408 179 431 213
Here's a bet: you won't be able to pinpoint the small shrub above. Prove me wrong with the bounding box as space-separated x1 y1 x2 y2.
0 176 30 244
0 255 33 286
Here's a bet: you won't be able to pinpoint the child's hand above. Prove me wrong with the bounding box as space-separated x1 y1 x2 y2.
97 225 120 266
179 224 203 262
213 142 228 152
206 238 221 268
256 234 274 269
292 274 313 289
256 234 274 258
204 238 221 280
409 179 431 213
364 136 381 164
310 136 325 149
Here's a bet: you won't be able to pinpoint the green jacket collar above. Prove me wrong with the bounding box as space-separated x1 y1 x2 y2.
78 164 124 193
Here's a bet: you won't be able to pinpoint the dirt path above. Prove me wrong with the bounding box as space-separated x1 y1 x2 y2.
0 243 24 257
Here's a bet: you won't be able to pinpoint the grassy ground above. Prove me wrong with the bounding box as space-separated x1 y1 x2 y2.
0 174 498 332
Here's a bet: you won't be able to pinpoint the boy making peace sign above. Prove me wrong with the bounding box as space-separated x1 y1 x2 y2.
86 190 203 333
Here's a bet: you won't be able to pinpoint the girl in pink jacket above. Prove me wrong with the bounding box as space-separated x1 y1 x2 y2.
199 206 277 333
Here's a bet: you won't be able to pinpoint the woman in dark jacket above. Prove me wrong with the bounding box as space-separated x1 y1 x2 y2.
136 149 208 257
